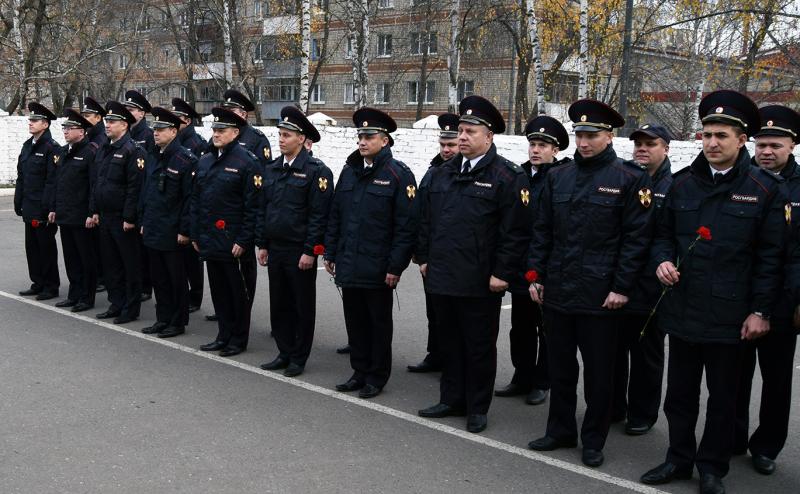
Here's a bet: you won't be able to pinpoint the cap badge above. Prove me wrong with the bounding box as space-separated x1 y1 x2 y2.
466 109 473 115
214 116 219 121
539 127 545 132
642 124 649 129
227 98 231 102
362 121 368 127
715 107 723 113
444 125 450 130
127 98 132 102
580 115 587 122
767 120 774 127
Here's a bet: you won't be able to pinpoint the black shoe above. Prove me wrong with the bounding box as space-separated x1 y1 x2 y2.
95 284 106 293
526 389 549 405
625 421 654 436
283 363 304 377
19 287 42 296
582 448 604 467
142 322 168 334
751 454 776 475
113 315 137 324
335 378 364 392
527 436 578 451
407 358 440 373
140 292 152 302
71 302 93 313
55 299 77 308
699 474 725 494
35 292 58 301
219 346 244 357
494 382 530 397
200 341 226 352
640 462 693 485
188 305 200 313
204 314 218 322
418 403 466 418
336 344 351 354
359 384 382 399
467 414 487 433
96 309 121 319
157 326 185 338
260 356 290 371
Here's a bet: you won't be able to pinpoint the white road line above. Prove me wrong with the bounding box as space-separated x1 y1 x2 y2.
0 290 667 494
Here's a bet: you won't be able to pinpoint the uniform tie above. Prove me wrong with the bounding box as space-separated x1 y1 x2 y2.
462 160 471 174
713 172 723 185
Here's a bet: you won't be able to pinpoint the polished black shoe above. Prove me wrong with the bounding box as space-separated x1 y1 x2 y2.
699 473 725 494
336 344 351 354
19 287 42 296
113 315 137 324
140 292 152 302
335 378 365 392
71 302 94 313
96 309 121 319
55 299 77 308
418 403 466 418
188 305 200 313
204 314 218 322
283 363 304 377
582 448 604 467
95 284 106 293
358 384 382 399
407 357 440 373
466 414 488 433
640 462 693 485
525 389 549 405
157 326 185 338
527 436 578 451
260 356 289 371
35 292 58 301
200 341 226 352
142 322 168 335
494 382 530 397
625 421 654 436
219 346 245 357
751 454 776 475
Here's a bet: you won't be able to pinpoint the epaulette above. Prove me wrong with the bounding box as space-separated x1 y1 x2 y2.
246 150 259 162
251 127 266 137
751 165 783 183
88 141 99 151
501 159 524 174
621 159 646 172
391 159 412 173
553 157 572 167
307 155 324 167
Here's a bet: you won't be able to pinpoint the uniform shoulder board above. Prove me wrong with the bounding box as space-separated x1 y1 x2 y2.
251 127 266 137
672 166 691 178
89 141 100 151
752 165 783 183
620 159 646 172
553 157 572 167
392 160 412 173
502 159 524 174
246 150 259 162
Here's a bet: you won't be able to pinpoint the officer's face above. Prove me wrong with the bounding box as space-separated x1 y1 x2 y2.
104 119 128 140
439 138 458 161
81 112 102 125
62 125 85 144
231 108 248 120
458 123 492 159
153 126 178 149
278 129 306 158
212 127 240 148
528 139 559 165
755 136 795 173
702 123 747 169
575 130 612 158
178 115 192 130
358 132 388 159
633 137 669 170
304 139 313 152
126 107 145 123
28 118 48 136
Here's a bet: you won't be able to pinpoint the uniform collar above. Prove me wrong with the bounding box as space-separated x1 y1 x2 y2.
573 144 616 168
456 144 497 175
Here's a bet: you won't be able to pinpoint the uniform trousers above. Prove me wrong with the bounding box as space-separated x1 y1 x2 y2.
24 221 59 293
183 246 204 307
98 217 141 318
341 287 394 388
149 248 189 328
206 254 257 349
268 252 317 366
508 292 549 390
60 224 96 304
612 314 665 425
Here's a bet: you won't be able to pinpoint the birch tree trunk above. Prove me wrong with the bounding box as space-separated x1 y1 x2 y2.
222 0 234 86
358 0 370 107
578 0 588 99
299 0 311 111
447 0 461 112
525 0 546 114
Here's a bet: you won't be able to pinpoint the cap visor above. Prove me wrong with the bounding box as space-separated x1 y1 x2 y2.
573 125 604 132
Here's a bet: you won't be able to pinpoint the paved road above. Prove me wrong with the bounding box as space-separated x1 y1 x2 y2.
1 195 798 493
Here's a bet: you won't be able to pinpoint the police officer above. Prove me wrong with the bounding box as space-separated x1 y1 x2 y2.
191 108 261 357
527 100 653 467
47 109 99 312
139 108 196 339
612 124 673 435
416 96 531 434
495 115 568 406
408 112 459 374
92 101 146 324
15 102 60 300
642 91 786 494
733 105 800 476
257 106 333 377
323 108 418 399
215 89 272 169
172 97 206 313
81 96 109 293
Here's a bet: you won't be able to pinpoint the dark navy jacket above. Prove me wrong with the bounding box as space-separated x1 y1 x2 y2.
130 118 156 158
48 138 100 226
190 140 262 261
87 121 109 148
15 129 58 222
773 156 800 333
256 147 334 258
91 132 145 223
178 125 207 158
416 144 532 298
528 145 654 315
139 139 196 251
324 146 418 288
652 148 787 343
206 124 271 170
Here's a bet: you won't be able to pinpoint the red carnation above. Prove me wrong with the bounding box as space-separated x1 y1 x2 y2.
31 219 40 228
696 226 712 241
313 244 325 256
215 219 226 230
525 270 538 283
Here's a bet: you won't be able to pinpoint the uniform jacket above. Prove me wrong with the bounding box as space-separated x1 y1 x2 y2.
206 124 271 170
48 137 100 226
87 121 109 148
416 144 532 298
528 145 654 315
15 129 58 222
178 125 207 159
130 118 156 158
765 156 798 333
91 132 145 223
652 148 787 343
324 146 418 288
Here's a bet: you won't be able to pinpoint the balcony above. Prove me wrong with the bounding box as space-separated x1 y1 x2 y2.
263 15 299 35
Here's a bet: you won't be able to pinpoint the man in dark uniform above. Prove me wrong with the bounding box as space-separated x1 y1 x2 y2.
215 89 272 170
172 97 206 313
92 101 146 324
495 115 568 406
527 100 653 467
47 109 99 312
416 96 532 434
81 96 109 293
324 107 418 399
642 91 786 494
16 102 60 300
612 124 673 435
733 104 800 476
257 106 333 377
139 108 196 339
191 108 261 357
408 112 460 374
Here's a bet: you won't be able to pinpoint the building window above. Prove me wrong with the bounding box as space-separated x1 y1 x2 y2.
141 14 152 31
344 83 358 104
179 47 189 62
179 86 187 101
119 18 128 31
378 0 393 8
118 54 128 69
377 34 392 57
408 80 435 104
178 11 188 26
345 38 353 59
311 38 321 61
376 83 390 104
457 80 474 101
410 32 437 55
264 84 298 101
254 0 269 17
254 86 262 103
311 84 325 103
